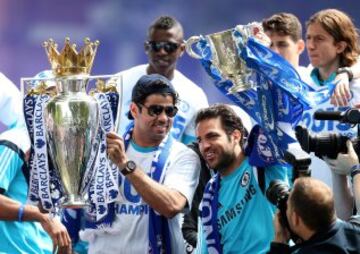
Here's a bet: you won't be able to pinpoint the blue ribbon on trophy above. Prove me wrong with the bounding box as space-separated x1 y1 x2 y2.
86 92 119 222
186 23 335 166
21 38 122 225
23 73 65 209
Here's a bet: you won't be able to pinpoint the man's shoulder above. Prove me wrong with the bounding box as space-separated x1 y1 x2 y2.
167 140 200 167
117 64 147 78
171 140 197 155
173 70 205 93
173 70 208 108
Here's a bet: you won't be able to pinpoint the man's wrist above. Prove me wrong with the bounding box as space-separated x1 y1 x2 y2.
336 67 354 82
120 160 137 176
18 204 25 222
274 233 289 244
351 164 360 180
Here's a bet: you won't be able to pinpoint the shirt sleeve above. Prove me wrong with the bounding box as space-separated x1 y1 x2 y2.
0 73 24 128
163 145 200 210
264 164 290 191
0 145 23 191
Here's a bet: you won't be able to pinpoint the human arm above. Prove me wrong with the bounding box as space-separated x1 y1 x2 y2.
331 57 360 106
267 212 291 254
0 195 71 251
324 140 357 219
0 143 71 252
106 131 200 218
354 173 360 214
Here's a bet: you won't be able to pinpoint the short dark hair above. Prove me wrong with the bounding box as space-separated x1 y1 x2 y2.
306 9 360 67
147 16 184 39
290 178 336 232
128 74 179 119
262 13 303 42
195 104 248 146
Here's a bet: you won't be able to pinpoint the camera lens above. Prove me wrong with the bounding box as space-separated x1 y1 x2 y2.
309 133 348 159
266 180 290 207
295 125 350 159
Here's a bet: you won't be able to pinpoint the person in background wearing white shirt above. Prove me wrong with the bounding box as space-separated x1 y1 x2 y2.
0 73 25 130
262 12 360 107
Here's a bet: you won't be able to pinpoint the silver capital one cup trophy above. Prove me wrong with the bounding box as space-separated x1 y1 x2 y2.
22 38 121 208
185 23 270 92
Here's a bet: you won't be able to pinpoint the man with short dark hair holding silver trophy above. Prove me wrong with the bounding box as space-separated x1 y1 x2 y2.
79 74 200 254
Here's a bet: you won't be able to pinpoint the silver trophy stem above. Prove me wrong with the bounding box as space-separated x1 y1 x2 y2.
61 194 89 209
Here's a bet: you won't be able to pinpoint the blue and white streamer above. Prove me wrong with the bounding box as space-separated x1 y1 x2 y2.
24 94 38 203
31 94 53 210
87 92 119 222
195 27 336 167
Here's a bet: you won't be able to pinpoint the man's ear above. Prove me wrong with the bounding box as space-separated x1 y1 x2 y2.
297 39 305 55
292 210 302 227
144 42 150 55
178 42 185 57
336 41 347 54
232 129 242 144
130 103 139 119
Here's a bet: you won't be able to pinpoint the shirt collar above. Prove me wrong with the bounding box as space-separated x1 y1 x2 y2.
310 68 337 86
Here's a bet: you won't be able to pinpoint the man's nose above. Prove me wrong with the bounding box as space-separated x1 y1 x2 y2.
156 47 168 56
306 39 315 50
156 110 169 121
200 140 211 152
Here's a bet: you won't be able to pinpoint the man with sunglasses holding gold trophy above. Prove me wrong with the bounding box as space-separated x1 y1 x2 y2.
79 74 200 254
115 15 208 145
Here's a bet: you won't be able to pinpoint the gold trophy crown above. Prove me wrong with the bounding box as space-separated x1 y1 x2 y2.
43 37 100 77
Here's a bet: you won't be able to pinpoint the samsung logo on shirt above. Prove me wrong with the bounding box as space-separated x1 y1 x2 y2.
217 184 256 230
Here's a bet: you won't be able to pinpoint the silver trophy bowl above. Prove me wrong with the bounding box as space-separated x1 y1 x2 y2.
44 76 99 208
186 29 252 92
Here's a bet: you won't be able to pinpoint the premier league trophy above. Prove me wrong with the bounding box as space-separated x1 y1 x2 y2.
22 38 121 212
43 38 100 208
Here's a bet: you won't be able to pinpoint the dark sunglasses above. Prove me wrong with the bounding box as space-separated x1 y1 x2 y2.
137 104 178 118
145 41 180 54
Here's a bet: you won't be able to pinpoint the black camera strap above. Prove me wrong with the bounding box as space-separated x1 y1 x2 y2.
256 167 265 195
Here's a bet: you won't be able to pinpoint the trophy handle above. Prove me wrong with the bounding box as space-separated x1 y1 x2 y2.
114 74 123 134
185 36 202 59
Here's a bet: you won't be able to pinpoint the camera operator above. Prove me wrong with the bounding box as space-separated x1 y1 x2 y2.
324 140 360 221
267 177 360 254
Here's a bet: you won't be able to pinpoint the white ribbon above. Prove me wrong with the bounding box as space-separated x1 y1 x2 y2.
31 94 53 210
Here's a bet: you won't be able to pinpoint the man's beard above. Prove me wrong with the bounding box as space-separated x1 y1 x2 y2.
214 149 237 173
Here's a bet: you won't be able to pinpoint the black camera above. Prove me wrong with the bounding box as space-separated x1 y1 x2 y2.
266 180 290 227
266 180 301 242
295 109 360 159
